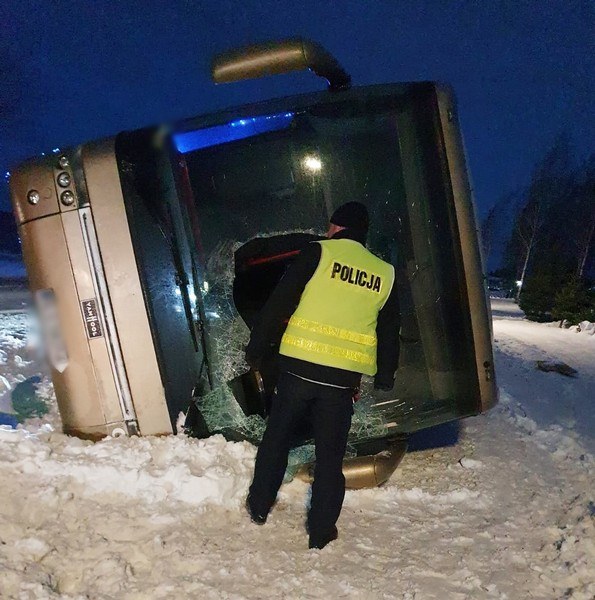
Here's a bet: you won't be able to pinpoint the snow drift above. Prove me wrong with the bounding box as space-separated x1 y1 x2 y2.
0 301 593 599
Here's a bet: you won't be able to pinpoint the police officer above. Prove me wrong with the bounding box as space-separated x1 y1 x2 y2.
245 202 400 549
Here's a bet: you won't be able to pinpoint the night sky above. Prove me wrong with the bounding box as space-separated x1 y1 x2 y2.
1 1 593 218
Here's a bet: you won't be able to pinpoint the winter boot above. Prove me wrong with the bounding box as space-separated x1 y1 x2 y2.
308 526 338 550
245 495 267 525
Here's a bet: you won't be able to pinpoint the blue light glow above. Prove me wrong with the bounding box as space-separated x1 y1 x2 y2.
174 112 294 154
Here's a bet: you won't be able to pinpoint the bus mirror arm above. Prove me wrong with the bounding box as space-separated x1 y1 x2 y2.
211 38 351 92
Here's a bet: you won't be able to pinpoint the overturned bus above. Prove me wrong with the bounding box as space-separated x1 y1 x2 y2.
9 40 497 487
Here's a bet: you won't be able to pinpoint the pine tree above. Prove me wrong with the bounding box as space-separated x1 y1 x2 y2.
552 277 591 326
518 271 555 322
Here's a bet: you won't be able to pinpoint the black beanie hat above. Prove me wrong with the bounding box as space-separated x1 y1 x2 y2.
330 202 369 234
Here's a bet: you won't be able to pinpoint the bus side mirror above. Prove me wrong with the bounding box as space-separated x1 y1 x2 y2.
211 38 351 92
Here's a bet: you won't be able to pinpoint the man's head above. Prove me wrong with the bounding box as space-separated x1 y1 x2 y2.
327 202 369 240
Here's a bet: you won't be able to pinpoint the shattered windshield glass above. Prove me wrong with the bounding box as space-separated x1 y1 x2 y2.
179 93 478 463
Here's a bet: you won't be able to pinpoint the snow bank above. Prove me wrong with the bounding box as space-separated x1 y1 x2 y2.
498 390 593 463
0 428 255 510
575 320 595 336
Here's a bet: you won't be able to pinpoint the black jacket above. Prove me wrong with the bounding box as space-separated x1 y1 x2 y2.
245 229 400 389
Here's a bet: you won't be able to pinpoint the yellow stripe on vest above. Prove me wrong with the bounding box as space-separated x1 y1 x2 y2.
282 334 375 366
288 316 377 347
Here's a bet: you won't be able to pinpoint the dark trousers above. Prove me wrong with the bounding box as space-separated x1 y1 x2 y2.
249 372 354 535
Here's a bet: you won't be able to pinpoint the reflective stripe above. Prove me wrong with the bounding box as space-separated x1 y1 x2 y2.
287 372 350 389
282 334 375 366
288 316 376 347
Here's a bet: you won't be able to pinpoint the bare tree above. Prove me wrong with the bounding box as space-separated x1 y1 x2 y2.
574 157 595 278
480 205 497 266
514 200 545 301
576 202 595 277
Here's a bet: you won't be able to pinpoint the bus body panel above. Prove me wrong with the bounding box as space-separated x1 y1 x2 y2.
9 82 497 446
81 140 172 436
17 213 123 438
435 85 498 412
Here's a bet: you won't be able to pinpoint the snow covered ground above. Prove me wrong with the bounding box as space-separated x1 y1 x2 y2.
491 299 595 453
0 299 593 599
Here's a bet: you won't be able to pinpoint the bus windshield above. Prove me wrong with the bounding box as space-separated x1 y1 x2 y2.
176 88 479 452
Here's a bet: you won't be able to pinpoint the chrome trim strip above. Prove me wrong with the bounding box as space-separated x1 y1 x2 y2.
79 206 138 427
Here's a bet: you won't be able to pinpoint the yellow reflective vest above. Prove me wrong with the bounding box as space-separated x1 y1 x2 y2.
279 238 395 376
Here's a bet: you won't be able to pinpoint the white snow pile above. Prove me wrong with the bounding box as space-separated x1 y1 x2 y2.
544 320 595 337
575 320 595 336
0 303 594 599
0 428 255 509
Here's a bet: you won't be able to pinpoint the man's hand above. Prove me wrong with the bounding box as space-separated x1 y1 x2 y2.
245 352 262 372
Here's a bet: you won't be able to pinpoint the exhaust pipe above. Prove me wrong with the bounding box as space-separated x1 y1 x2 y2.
211 38 351 92
296 439 408 489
